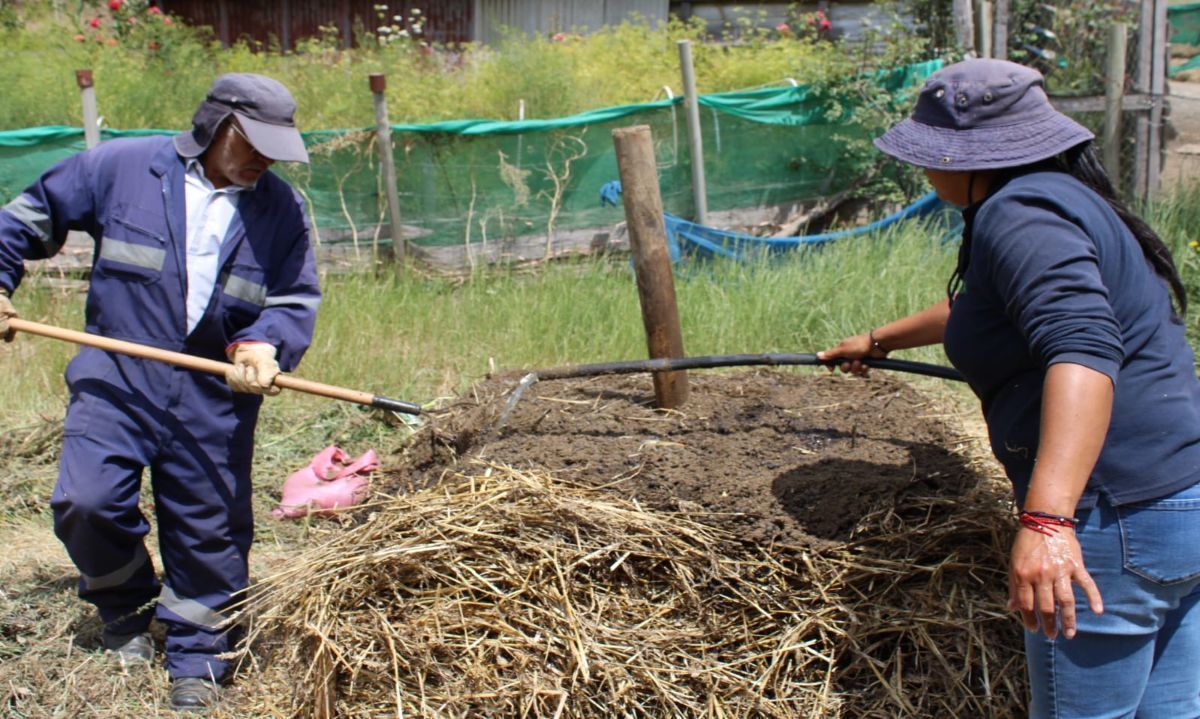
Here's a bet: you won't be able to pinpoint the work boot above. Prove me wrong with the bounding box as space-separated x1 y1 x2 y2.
169 677 221 712
101 630 154 666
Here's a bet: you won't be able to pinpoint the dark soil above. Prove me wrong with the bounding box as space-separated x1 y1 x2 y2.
386 369 984 548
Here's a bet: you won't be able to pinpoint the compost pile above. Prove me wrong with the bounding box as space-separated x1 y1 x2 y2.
242 370 1026 718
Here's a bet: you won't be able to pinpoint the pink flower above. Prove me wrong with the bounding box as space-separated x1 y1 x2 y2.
109 0 122 10
147 5 162 13
551 32 566 42
73 34 86 42
89 17 102 28
162 16 173 24
776 22 789 30
127 16 137 24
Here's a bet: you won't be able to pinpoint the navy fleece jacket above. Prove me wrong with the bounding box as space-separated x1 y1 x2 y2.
943 170 1200 510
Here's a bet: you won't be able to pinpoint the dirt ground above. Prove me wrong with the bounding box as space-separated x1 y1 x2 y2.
388 369 986 549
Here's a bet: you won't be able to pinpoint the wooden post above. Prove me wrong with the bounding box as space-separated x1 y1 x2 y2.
1133 0 1154 198
1147 0 1167 197
612 125 689 410
677 40 708 226
75 69 100 149
217 0 231 48
953 0 976 56
993 0 1009 59
369 73 407 263
1103 23 1127 181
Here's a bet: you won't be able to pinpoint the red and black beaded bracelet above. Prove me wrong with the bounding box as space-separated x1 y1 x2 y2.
1018 511 1079 536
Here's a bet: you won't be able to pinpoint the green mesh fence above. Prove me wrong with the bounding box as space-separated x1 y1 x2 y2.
1170 2 1200 46
0 60 941 268
1170 3 1200 77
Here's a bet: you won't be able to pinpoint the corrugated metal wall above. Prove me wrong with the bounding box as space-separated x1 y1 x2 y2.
158 0 474 50
671 1 891 44
475 0 669 45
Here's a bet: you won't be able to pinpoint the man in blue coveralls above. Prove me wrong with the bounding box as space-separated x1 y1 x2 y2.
0 73 321 711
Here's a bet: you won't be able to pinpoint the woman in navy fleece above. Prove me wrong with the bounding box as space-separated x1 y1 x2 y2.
820 58 1200 718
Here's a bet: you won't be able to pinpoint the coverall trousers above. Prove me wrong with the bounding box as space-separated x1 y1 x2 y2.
50 348 259 681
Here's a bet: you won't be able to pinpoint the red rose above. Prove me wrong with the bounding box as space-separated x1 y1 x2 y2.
109 0 122 10
89 17 102 28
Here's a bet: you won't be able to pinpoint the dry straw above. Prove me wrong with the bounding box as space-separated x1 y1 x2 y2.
236 461 1022 718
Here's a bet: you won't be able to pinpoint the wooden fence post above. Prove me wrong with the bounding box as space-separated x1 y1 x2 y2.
1147 0 1167 197
369 73 407 264
1103 23 1128 181
612 125 689 410
1134 0 1153 198
953 0 977 56
993 0 1009 59
75 69 100 149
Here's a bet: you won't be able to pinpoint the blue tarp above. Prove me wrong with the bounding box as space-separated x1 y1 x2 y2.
661 192 958 262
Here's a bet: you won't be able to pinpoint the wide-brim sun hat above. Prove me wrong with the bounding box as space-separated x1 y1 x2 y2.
874 59 1093 171
174 73 309 164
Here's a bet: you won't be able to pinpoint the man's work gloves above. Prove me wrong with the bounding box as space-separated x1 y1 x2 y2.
0 289 17 343
225 342 281 395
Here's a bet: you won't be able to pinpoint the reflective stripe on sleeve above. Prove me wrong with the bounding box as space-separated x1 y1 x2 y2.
3 194 60 254
222 275 267 307
99 237 166 271
264 293 321 310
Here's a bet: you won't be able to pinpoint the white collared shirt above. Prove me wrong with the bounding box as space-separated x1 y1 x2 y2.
183 159 244 333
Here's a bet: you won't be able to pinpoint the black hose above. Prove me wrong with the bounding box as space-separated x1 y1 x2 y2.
530 353 964 382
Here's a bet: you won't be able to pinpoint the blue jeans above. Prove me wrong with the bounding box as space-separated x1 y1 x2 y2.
1026 481 1200 718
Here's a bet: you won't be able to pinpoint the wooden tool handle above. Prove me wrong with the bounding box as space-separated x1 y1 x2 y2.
8 318 422 414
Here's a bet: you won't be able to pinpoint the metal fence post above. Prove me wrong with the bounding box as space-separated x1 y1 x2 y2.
369 73 407 264
677 40 708 226
1103 23 1127 182
75 69 100 149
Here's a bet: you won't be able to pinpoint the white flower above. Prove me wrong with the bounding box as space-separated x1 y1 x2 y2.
377 25 391 33
397 29 409 37
411 8 421 14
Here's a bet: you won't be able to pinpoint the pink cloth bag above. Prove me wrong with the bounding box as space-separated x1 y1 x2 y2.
272 445 379 519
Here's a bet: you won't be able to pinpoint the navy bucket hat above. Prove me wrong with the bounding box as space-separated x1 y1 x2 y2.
174 73 309 163
874 59 1093 171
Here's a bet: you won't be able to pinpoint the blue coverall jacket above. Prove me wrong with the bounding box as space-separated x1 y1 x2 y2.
0 136 320 679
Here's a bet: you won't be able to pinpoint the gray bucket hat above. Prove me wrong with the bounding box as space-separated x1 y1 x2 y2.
874 59 1093 171
174 73 309 163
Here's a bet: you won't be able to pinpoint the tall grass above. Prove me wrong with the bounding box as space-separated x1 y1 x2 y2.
8 180 1198 419
1 215 959 418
